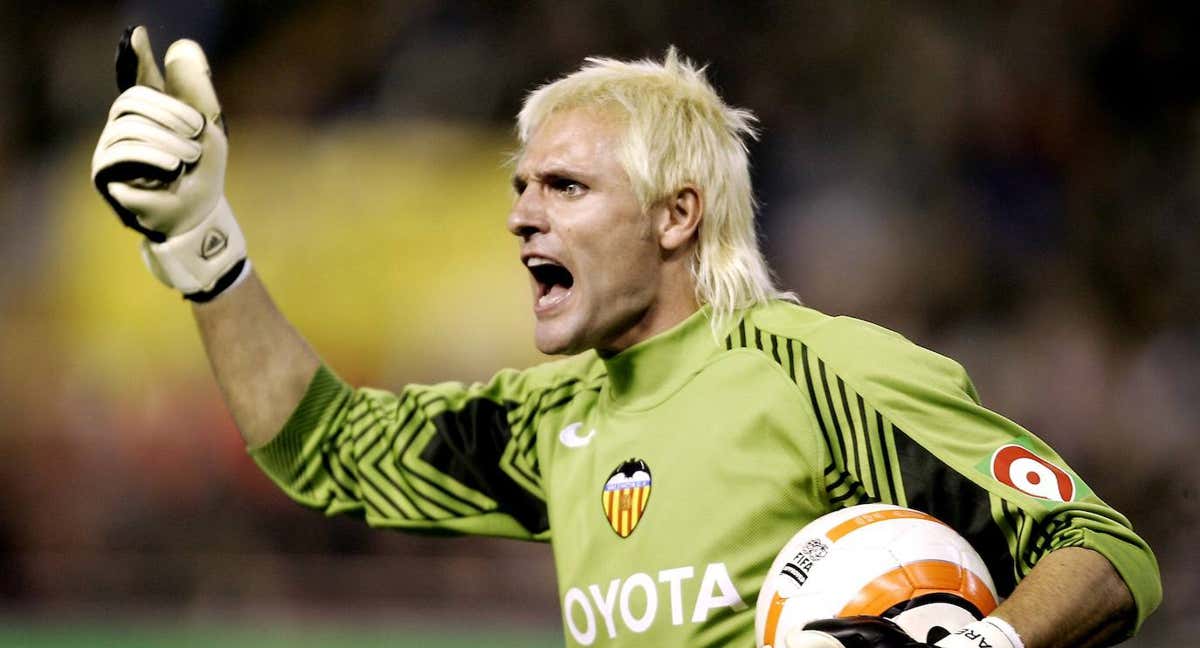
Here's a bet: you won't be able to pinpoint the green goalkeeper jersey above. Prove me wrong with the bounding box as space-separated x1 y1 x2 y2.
251 301 1160 646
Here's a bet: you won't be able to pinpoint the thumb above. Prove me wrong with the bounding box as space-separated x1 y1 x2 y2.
782 629 846 648
116 25 164 92
163 39 222 123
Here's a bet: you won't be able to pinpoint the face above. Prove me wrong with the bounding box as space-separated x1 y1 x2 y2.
508 109 664 355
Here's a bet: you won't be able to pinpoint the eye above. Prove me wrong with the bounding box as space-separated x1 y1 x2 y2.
512 177 528 196
550 176 587 198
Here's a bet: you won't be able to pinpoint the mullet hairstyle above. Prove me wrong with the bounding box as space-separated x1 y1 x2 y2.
516 47 795 337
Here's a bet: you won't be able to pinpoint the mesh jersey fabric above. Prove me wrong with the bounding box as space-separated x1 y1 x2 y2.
251 301 1160 646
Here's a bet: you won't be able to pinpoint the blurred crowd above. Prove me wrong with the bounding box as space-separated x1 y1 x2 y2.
0 2 1196 645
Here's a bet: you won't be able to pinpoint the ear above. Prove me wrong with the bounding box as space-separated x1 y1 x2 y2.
658 185 703 253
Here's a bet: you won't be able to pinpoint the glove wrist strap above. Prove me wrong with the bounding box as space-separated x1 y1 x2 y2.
935 617 1023 648
139 196 247 297
184 257 251 302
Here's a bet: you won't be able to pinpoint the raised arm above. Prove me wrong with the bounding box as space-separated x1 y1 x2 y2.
192 271 319 448
91 26 317 447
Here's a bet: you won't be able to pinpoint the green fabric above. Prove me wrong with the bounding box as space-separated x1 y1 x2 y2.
0 621 560 648
252 301 1160 645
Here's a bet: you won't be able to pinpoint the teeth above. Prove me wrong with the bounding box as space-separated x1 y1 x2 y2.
526 257 556 267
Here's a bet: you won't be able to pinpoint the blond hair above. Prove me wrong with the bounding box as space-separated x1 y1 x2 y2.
516 47 794 336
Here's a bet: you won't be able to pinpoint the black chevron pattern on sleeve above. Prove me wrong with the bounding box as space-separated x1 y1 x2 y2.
422 396 549 534
346 390 460 521
286 372 606 537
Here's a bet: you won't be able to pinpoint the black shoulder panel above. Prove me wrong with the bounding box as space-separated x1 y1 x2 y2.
423 398 549 535
892 427 1018 596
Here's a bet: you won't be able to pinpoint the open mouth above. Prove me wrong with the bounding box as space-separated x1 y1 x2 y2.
526 257 575 311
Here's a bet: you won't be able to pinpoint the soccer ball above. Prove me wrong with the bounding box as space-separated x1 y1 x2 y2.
755 504 999 647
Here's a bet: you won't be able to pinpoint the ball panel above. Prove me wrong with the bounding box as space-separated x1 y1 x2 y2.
755 505 1001 647
954 568 999 616
825 506 946 542
762 592 786 647
835 558 997 620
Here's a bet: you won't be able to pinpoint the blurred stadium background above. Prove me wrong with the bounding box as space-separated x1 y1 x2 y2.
0 2 1196 646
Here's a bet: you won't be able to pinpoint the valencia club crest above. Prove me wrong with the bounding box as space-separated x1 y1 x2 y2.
602 459 652 538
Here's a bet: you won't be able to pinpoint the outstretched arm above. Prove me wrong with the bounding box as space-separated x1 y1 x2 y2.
192 270 320 448
91 26 319 448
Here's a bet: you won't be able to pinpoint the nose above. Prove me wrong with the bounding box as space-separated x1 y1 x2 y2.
507 189 549 240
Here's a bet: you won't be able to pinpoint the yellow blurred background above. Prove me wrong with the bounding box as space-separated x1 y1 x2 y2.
1 121 563 644
52 122 539 385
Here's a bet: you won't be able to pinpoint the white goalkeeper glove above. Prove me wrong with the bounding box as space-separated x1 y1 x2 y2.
91 25 248 301
783 616 1022 648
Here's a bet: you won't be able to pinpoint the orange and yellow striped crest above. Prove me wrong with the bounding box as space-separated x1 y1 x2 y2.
602 459 652 538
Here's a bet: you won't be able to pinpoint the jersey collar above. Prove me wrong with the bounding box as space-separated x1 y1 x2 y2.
600 305 724 411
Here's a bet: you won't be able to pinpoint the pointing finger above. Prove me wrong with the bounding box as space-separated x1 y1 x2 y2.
116 25 165 92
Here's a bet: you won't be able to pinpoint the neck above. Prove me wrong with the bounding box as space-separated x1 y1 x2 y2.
598 252 700 355
601 304 719 410
600 267 700 354
600 299 700 355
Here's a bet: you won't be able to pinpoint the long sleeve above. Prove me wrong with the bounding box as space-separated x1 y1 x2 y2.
251 355 603 541
801 316 1162 636
736 303 1162 637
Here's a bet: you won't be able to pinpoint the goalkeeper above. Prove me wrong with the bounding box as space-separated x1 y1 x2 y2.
92 27 1160 648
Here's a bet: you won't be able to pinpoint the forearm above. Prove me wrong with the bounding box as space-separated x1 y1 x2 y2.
992 547 1135 648
192 268 321 448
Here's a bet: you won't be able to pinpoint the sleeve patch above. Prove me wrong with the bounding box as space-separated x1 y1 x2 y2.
892 427 1019 597
976 437 1091 505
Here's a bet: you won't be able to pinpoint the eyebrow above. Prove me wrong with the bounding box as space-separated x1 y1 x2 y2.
511 166 588 191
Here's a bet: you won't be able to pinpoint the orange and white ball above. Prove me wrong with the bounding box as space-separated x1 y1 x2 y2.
756 504 999 647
